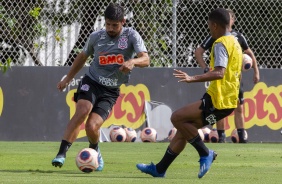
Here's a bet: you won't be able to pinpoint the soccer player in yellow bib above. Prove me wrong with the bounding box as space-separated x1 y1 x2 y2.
137 8 242 179
195 9 260 143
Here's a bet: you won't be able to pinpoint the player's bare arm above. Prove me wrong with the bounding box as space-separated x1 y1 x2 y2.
195 46 208 69
244 48 260 84
173 66 225 83
57 52 88 91
119 52 150 73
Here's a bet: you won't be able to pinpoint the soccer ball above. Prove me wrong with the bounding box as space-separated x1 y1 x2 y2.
201 127 211 142
231 129 248 143
209 128 219 143
124 127 137 142
198 129 205 141
242 54 253 71
76 148 99 173
167 127 177 142
109 126 126 142
140 127 157 142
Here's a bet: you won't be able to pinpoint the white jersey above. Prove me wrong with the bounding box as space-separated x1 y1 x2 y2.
83 27 147 88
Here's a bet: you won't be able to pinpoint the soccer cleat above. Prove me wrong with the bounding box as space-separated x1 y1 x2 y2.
95 147 104 171
198 150 217 178
218 133 226 143
52 156 65 168
218 137 226 143
136 162 165 177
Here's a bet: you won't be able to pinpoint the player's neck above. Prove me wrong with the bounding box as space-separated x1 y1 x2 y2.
214 29 229 39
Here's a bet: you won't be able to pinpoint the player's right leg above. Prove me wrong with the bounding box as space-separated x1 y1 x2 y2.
234 103 247 143
52 99 93 168
235 86 247 143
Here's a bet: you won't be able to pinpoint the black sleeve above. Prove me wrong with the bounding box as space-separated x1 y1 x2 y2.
200 36 215 50
237 33 249 51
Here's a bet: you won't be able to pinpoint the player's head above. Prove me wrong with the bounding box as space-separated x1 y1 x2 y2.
208 8 230 39
226 8 236 27
104 3 126 37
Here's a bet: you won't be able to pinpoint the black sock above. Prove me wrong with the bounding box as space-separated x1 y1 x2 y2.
237 128 246 142
89 141 98 152
156 147 179 174
57 140 72 157
217 130 225 139
189 134 209 157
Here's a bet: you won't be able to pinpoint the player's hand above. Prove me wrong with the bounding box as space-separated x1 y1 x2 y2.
119 59 134 74
57 78 69 92
173 69 193 83
253 73 260 84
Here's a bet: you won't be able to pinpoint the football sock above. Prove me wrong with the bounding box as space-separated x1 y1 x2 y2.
237 128 246 142
89 141 99 152
57 140 72 157
189 134 209 157
217 130 225 139
156 147 179 174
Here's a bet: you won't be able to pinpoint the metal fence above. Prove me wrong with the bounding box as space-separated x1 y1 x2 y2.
0 0 281 68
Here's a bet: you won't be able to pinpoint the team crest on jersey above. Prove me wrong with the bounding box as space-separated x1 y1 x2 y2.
80 84 90 91
118 37 128 49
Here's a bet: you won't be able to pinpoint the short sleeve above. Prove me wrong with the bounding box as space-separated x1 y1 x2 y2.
83 33 96 56
130 30 147 54
213 43 228 68
200 36 215 50
238 33 249 51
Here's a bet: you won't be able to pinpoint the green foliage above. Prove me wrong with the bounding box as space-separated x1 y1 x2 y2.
29 7 42 19
0 142 282 184
130 2 173 67
0 58 12 73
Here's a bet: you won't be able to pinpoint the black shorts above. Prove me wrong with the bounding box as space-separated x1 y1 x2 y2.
74 75 120 121
200 93 235 126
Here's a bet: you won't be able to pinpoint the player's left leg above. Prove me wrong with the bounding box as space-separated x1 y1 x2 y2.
169 99 217 178
86 112 104 171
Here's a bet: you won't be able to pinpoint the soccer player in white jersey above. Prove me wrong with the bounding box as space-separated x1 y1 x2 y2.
52 3 150 170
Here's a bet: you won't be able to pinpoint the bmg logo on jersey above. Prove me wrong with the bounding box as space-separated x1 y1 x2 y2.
99 54 125 65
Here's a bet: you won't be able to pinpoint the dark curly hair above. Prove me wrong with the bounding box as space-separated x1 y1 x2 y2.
104 3 125 21
208 8 230 28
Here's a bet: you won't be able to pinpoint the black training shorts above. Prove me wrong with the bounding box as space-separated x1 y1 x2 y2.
200 93 235 126
74 75 120 121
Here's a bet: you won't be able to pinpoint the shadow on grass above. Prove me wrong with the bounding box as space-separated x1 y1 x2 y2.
0 169 150 179
0 169 78 174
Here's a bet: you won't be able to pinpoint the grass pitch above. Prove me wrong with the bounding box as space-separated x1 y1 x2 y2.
0 141 281 184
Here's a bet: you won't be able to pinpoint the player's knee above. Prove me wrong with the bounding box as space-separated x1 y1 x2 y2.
78 108 91 119
171 112 180 127
85 121 100 134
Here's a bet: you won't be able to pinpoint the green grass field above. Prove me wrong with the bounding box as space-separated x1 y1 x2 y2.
0 141 281 184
